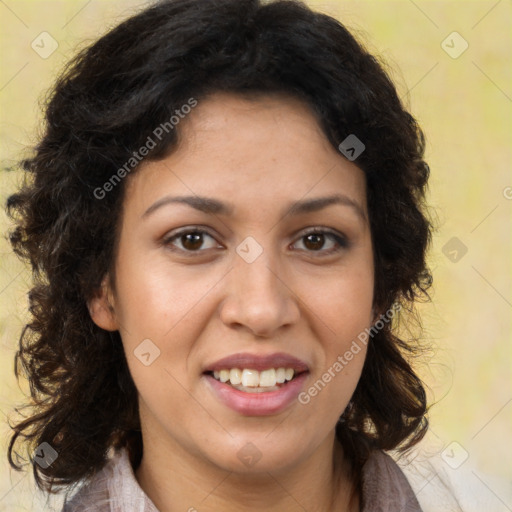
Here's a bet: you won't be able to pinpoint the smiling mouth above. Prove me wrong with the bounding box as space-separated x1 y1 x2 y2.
204 367 308 393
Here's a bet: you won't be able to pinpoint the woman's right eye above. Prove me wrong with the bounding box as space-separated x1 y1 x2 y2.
163 228 221 254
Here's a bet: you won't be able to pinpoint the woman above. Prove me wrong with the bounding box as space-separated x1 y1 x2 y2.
7 0 434 510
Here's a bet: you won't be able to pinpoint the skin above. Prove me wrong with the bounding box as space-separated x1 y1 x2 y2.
89 92 375 512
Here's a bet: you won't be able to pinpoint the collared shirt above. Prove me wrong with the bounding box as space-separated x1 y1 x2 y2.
62 448 423 511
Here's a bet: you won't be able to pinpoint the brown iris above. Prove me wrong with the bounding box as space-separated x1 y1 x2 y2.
303 233 325 251
181 232 204 251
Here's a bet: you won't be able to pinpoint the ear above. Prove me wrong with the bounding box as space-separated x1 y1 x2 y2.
88 275 119 331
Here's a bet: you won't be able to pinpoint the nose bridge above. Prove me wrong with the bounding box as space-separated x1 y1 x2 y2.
240 249 281 298
219 243 299 336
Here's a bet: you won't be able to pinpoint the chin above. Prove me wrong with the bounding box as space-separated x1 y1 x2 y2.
202 434 313 475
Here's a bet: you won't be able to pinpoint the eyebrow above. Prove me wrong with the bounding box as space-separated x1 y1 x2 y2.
142 194 366 221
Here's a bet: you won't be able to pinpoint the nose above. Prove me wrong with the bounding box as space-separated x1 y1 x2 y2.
219 249 300 338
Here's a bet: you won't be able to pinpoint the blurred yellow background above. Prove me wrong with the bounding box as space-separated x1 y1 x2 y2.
1 1 510 510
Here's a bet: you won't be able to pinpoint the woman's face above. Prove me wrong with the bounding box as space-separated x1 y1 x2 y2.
90 92 375 474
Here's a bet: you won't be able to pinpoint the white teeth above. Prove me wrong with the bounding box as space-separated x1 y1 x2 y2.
229 368 242 385
241 369 260 387
259 368 277 387
275 367 286 384
210 367 297 387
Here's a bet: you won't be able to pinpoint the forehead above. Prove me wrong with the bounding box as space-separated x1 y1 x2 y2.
123 92 368 218
182 91 320 132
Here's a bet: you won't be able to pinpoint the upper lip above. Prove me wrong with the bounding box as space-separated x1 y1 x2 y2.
203 352 309 373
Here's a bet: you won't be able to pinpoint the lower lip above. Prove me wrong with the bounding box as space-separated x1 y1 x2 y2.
204 373 308 416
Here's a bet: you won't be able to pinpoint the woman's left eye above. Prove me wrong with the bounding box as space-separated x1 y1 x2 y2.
292 229 348 255
163 227 348 256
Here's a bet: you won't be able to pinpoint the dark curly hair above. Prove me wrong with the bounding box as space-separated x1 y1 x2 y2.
6 0 432 494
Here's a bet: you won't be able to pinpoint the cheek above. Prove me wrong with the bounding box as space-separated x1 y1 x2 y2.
302 264 374 343
110 254 217 408
297 261 373 394
112 248 217 343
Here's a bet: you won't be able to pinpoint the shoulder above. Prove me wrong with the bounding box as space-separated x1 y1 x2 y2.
361 450 422 511
61 466 112 512
393 447 512 512
61 449 158 512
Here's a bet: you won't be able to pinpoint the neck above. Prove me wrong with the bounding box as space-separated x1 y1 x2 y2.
135 430 358 512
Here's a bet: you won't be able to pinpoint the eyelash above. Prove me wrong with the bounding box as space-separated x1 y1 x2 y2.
162 226 349 257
